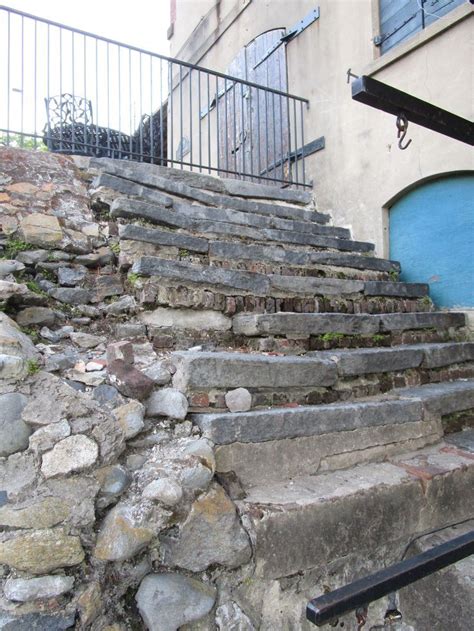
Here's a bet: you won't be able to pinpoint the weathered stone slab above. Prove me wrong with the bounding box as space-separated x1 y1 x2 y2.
49 287 93 305
233 313 380 336
420 341 474 368
317 346 425 376
119 223 209 253
192 398 423 444
93 172 174 206
209 241 397 272
364 280 429 297
379 311 466 331
140 307 231 331
92 156 227 192
222 177 313 204
263 228 374 252
396 379 474 416
240 445 474 578
95 163 329 222
172 350 337 391
20 213 63 247
268 275 364 296
132 257 270 294
445 429 474 453
215 419 441 488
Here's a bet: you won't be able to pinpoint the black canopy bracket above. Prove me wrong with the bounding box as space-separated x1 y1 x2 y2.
351 75 474 146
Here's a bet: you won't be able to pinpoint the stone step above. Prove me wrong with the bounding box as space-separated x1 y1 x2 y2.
171 344 474 410
92 168 329 224
111 198 374 253
193 379 474 445
208 240 399 274
193 380 474 487
91 157 315 207
108 188 348 239
312 341 474 376
237 441 474 578
119 224 397 278
131 256 426 299
233 311 466 337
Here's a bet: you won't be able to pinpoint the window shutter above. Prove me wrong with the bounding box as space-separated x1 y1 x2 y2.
379 0 422 53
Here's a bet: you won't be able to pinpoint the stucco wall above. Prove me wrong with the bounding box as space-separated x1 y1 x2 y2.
170 0 473 255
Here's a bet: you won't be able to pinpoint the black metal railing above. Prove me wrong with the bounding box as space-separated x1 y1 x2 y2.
0 5 310 187
306 528 474 627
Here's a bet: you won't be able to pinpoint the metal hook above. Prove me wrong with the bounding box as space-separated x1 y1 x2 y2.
346 68 360 84
396 113 412 150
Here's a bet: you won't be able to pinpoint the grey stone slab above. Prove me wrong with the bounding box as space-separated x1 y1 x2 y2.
364 280 429 297
119 223 209 253
263 229 375 252
222 177 313 205
396 379 474 416
209 241 398 273
420 341 474 368
269 275 364 296
93 172 174 207
172 351 337 390
445 429 474 453
132 256 270 294
233 313 380 336
113 197 371 252
91 157 227 192
110 197 192 229
49 287 93 305
192 398 423 444
379 311 466 331
241 446 474 578
316 346 425 376
94 161 328 222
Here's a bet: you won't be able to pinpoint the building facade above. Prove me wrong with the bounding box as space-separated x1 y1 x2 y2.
168 0 473 308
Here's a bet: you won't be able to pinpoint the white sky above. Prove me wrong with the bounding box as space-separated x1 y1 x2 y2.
4 0 171 56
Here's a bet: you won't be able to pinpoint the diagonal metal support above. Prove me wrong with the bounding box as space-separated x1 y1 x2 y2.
351 75 474 146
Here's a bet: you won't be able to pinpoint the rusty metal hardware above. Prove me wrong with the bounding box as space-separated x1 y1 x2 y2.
396 114 412 150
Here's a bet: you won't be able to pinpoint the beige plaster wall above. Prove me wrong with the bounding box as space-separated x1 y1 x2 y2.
170 0 473 255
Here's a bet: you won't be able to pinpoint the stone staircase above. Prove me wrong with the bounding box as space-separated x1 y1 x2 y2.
89 158 474 627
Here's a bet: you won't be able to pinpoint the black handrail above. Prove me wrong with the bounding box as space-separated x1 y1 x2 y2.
306 529 474 626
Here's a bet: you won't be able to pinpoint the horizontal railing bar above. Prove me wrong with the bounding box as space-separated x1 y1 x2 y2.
0 5 309 103
1 128 311 187
306 529 474 626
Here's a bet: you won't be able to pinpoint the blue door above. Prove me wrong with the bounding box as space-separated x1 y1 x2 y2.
389 174 474 308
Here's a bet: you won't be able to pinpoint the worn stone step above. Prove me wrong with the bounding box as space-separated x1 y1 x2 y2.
193 379 474 446
208 240 399 274
93 168 329 224
193 380 474 487
111 198 374 253
171 345 474 412
313 342 474 376
237 441 474 578
131 256 426 298
233 311 466 337
91 157 314 205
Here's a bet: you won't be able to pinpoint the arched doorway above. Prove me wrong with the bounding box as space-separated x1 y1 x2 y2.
389 174 474 308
